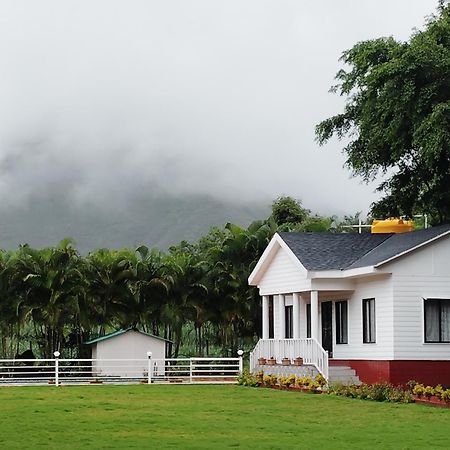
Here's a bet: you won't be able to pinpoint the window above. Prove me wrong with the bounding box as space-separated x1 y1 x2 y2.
424 299 450 343
306 304 311 338
335 301 348 344
362 298 376 343
285 305 293 338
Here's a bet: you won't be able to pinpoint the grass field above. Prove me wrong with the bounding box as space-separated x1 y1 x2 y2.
1 385 449 449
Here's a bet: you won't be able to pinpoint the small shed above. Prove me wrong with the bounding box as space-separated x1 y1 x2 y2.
84 328 169 378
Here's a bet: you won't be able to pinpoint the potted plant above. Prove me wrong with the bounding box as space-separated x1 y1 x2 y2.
294 357 303 366
282 357 291 366
258 357 267 365
267 357 276 366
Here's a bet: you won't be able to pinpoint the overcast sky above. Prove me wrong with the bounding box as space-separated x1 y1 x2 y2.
0 0 438 216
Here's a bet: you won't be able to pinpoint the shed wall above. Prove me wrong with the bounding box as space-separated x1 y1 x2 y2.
93 331 166 377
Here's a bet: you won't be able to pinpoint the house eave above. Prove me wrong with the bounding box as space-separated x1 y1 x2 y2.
308 266 380 280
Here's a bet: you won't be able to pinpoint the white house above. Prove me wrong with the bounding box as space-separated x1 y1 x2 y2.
248 224 450 385
85 328 168 378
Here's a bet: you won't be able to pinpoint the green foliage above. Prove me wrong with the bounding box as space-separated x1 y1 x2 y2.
0 194 359 358
330 383 414 403
295 376 313 388
315 374 327 387
412 383 425 397
237 369 259 387
278 374 296 388
412 383 450 402
316 4 450 223
262 374 278 387
271 196 309 227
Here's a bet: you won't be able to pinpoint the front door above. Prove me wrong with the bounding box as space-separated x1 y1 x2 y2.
321 301 333 358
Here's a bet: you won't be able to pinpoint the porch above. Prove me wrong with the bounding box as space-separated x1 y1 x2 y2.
251 290 356 383
249 338 328 379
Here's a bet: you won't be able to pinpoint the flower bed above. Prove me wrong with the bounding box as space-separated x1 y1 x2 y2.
411 383 450 408
237 370 326 393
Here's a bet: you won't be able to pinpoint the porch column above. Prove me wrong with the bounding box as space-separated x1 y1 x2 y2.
293 292 300 339
278 294 285 339
262 295 270 339
310 290 319 341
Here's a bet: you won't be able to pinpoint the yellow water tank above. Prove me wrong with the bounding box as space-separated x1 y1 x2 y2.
371 218 415 234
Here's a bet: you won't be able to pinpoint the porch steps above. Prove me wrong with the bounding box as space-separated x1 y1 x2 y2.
328 366 361 385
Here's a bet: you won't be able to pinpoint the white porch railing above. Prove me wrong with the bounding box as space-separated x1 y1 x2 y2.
0 356 243 386
249 338 328 380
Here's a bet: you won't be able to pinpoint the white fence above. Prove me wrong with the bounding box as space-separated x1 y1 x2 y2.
0 356 243 386
249 338 328 380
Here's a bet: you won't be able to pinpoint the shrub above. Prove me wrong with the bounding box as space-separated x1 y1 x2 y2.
412 384 425 397
441 389 450 403
255 371 264 384
308 380 320 391
262 374 278 387
434 384 444 399
406 380 418 392
279 375 295 388
330 383 413 403
237 369 258 387
315 374 327 387
368 383 392 402
424 386 435 399
296 376 313 388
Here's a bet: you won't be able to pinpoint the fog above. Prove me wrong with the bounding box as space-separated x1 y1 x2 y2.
0 0 438 218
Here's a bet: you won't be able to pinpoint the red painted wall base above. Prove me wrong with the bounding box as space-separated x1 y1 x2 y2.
330 359 450 386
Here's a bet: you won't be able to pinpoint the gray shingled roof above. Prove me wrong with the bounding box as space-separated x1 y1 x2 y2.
279 224 450 271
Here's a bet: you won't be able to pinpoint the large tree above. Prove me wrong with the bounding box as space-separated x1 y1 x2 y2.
316 3 450 223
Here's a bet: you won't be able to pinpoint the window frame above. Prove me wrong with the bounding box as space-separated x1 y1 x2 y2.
424 298 450 344
335 300 348 344
362 298 376 344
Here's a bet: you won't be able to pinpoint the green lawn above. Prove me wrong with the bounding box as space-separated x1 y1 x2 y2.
0 385 449 449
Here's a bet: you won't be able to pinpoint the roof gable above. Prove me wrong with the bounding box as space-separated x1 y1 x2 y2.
84 328 171 345
248 233 307 285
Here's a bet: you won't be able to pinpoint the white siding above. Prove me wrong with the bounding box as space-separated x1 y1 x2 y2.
258 246 310 296
387 235 450 360
332 275 394 360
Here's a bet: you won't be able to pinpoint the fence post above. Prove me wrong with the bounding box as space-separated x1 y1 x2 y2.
189 358 193 384
147 351 152 384
54 351 60 387
237 350 244 374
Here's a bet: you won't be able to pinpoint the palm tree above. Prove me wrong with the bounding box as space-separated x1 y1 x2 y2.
8 239 86 357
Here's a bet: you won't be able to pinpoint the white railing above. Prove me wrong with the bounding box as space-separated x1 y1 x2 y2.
0 356 243 386
250 338 328 380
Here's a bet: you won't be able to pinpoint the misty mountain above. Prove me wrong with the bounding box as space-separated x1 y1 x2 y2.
0 194 270 253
